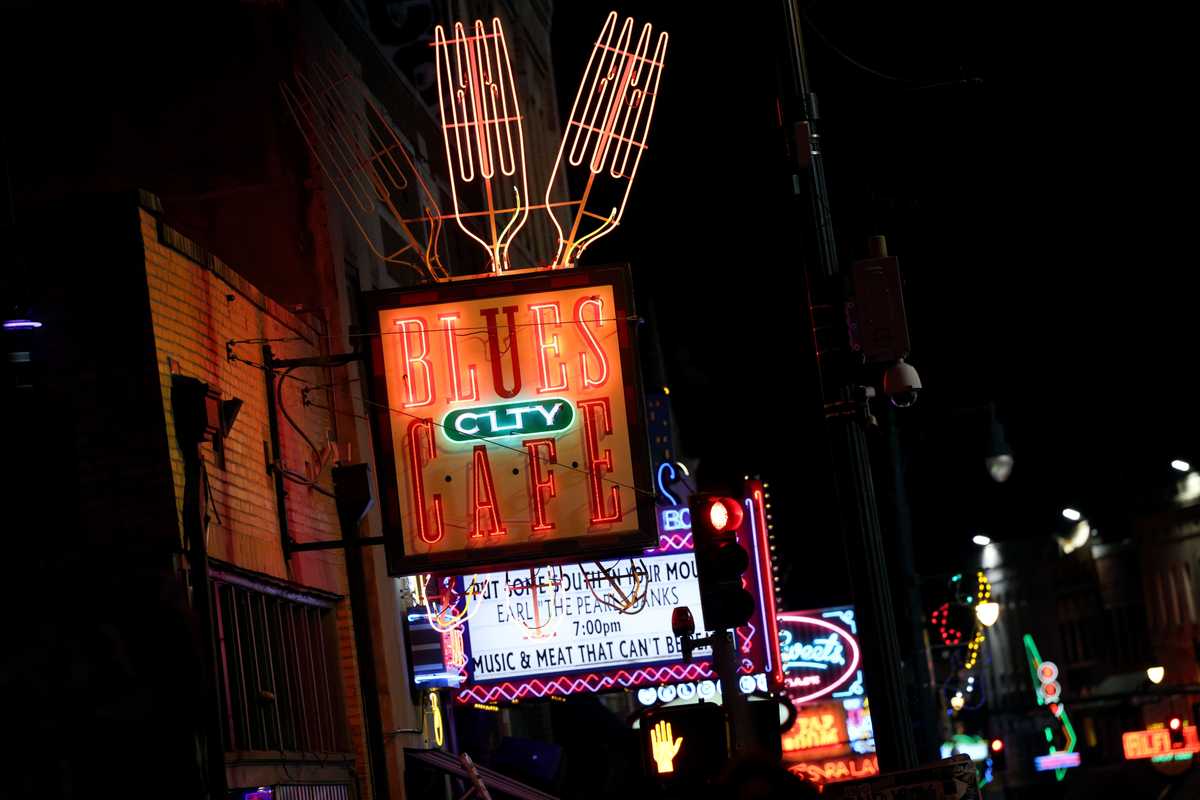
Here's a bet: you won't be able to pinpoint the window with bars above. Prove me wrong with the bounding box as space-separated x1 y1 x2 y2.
210 567 350 756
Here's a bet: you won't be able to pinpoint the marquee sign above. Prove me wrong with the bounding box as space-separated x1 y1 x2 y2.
448 478 779 703
367 265 656 575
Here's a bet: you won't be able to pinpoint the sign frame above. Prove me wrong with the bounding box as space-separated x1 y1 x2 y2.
364 264 657 576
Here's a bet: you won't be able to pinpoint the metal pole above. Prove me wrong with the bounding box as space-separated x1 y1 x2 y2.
712 629 753 753
334 462 392 800
172 376 229 797
779 0 919 772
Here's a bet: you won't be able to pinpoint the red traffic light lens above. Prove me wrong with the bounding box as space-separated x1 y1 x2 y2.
991 739 1004 752
703 497 744 532
671 606 696 638
1171 717 1182 731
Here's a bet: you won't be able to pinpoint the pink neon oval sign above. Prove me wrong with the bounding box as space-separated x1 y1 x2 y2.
776 613 862 705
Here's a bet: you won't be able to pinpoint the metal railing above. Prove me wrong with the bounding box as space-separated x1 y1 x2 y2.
210 568 350 757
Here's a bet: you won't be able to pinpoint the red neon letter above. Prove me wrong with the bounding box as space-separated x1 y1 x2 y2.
529 302 568 394
407 419 445 544
523 438 558 532
439 311 479 402
395 318 435 407
574 296 610 389
480 305 523 398
577 398 621 524
470 445 508 538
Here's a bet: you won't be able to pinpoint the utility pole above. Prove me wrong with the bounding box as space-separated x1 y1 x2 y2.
778 0 920 772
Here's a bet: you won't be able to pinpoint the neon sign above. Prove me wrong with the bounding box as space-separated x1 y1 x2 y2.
1024 634 1077 781
780 632 846 671
1034 752 1080 771
786 755 879 786
783 708 843 751
660 507 690 532
776 611 862 704
369 266 656 575
442 397 575 442
1123 726 1200 760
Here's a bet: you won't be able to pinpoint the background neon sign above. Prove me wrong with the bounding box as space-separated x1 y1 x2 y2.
777 610 862 704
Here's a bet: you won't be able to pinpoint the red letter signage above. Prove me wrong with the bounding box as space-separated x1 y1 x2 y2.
368 266 655 574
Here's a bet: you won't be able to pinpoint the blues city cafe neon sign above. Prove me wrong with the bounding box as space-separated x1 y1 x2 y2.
367 266 656 575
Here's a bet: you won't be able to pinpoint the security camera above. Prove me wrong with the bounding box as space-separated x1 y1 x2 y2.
883 358 922 408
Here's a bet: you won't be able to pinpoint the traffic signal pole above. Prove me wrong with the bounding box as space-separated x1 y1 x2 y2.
778 0 920 773
713 630 754 753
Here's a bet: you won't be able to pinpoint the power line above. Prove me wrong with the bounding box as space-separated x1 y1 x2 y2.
800 5 979 91
232 351 655 499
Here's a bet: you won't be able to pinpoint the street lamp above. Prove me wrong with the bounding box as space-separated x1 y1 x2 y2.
950 693 965 712
1172 460 1191 473
1061 507 1082 522
976 601 1001 627
972 534 991 547
1147 666 1165 685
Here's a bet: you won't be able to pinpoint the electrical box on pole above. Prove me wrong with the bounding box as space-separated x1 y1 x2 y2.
851 255 911 365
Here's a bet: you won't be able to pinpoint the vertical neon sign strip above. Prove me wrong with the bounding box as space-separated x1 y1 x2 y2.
1024 633 1077 780
746 481 781 687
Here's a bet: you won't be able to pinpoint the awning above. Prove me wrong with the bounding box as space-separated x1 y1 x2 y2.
404 748 559 800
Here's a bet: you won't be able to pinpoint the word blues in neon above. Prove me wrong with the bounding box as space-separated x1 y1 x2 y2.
660 506 691 532
443 397 575 443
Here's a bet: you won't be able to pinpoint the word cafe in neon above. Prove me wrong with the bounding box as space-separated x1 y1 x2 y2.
367 266 657 575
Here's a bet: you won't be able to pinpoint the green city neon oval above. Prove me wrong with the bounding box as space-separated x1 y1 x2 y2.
442 397 575 443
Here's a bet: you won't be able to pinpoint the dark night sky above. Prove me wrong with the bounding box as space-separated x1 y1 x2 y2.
551 3 1197 602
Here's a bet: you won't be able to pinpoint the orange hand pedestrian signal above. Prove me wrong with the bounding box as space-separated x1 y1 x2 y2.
650 720 683 774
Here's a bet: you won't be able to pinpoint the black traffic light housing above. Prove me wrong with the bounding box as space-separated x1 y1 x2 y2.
689 493 755 631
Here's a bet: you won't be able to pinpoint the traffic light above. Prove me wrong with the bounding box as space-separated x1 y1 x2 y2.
689 493 754 630
1170 717 1184 747
990 738 1007 772
641 702 729 783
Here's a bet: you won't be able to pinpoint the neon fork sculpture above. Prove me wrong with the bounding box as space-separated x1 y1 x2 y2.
544 12 668 268
433 18 530 273
281 52 447 281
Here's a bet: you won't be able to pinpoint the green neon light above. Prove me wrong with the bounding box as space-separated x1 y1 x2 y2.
1151 752 1195 763
442 397 575 443
1023 634 1044 705
1025 633 1077 781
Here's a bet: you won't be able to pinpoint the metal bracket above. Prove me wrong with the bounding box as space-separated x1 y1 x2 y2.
266 350 365 370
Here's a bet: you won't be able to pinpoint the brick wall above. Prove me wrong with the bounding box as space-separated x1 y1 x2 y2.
137 197 373 797
139 204 345 592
